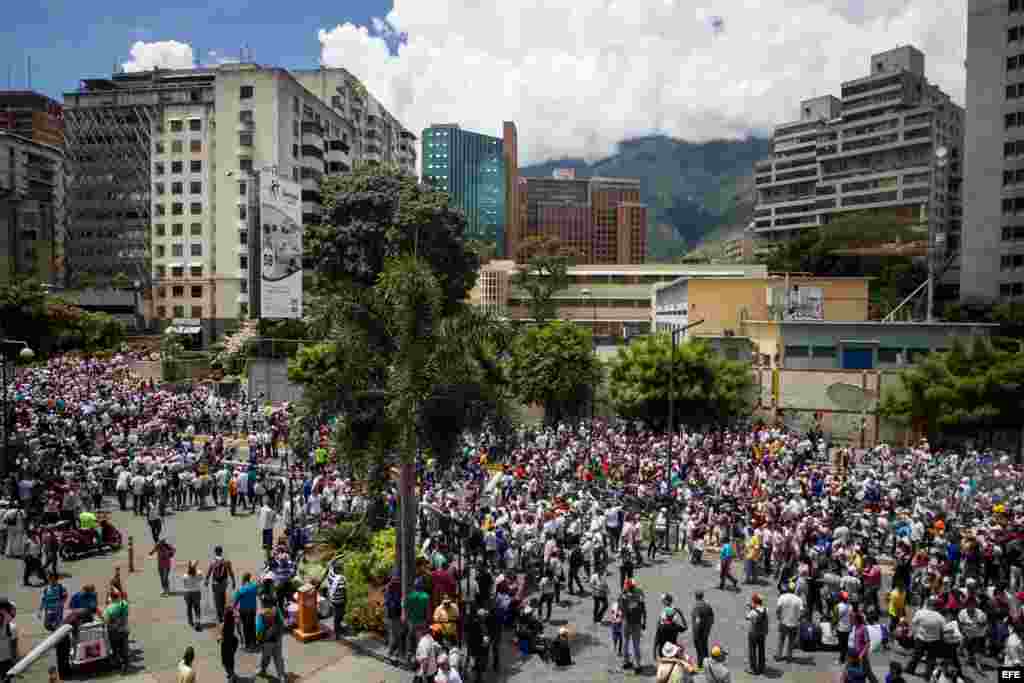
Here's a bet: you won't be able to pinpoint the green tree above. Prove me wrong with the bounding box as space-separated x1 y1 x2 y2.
511 236 577 323
880 337 1024 447
308 165 479 314
507 320 602 425
607 333 755 430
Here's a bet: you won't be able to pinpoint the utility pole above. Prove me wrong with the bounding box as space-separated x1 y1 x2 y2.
667 319 705 495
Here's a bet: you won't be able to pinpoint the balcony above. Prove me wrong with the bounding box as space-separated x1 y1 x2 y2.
301 121 324 144
328 139 351 154
301 144 324 161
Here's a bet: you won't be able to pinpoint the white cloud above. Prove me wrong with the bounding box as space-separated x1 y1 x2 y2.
317 0 966 164
122 40 195 73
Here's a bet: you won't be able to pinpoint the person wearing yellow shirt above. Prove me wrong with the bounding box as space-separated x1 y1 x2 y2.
745 535 761 584
851 551 864 574
886 586 906 650
432 596 460 644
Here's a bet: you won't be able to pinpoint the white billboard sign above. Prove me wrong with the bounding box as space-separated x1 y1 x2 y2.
259 175 303 319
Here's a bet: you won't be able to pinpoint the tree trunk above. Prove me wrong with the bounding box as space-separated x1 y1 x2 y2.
398 459 418 602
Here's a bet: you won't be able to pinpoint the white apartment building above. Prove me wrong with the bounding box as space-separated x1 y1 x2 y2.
750 46 964 297
962 0 1024 302
65 63 415 343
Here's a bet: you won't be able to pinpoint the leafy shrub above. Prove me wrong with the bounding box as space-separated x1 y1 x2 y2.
315 521 372 555
337 528 396 634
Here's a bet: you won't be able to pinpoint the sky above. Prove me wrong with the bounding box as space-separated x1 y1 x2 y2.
2 0 967 164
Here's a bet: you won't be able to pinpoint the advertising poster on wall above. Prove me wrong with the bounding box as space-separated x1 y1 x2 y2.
259 174 303 319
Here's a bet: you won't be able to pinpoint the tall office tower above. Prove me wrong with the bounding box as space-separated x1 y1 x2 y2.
421 123 508 257
962 0 1024 302
751 45 963 299
520 174 647 264
502 121 519 260
65 63 413 341
0 91 65 146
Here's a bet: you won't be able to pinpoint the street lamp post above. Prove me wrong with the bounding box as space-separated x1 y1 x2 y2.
581 288 598 470
0 340 34 483
667 320 704 497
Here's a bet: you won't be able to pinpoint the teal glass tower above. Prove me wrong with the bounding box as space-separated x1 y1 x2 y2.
422 124 506 256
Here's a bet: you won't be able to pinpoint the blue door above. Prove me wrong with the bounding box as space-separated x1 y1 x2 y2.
842 347 874 370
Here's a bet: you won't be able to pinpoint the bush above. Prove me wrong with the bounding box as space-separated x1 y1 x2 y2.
316 521 372 555
336 528 396 634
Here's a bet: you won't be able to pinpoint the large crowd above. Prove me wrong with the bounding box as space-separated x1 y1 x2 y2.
0 353 1021 683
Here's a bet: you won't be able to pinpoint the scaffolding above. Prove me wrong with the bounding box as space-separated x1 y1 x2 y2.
64 100 158 287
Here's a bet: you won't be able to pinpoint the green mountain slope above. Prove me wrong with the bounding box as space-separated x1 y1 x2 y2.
521 135 770 262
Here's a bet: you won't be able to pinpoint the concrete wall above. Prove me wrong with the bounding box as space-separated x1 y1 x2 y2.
247 357 304 404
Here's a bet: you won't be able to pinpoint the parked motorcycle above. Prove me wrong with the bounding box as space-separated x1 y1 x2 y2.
59 520 123 560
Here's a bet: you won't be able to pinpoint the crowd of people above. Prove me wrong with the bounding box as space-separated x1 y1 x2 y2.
0 352 1023 683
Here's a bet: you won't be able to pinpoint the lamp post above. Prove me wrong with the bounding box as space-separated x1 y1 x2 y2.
926 146 949 322
581 288 598 470
0 340 33 483
667 319 704 496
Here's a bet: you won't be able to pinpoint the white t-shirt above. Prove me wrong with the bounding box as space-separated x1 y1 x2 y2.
777 593 804 628
416 635 439 676
435 668 463 683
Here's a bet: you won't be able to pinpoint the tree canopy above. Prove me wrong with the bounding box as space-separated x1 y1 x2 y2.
511 236 578 323
506 320 603 425
879 337 1024 445
307 165 479 314
0 278 125 355
607 333 755 430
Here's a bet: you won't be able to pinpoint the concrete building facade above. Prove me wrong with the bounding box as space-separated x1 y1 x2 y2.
751 46 964 298
0 91 65 147
962 0 1024 302
0 131 65 286
64 64 415 342
519 175 647 264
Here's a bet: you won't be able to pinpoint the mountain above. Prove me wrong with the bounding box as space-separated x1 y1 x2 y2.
521 135 770 262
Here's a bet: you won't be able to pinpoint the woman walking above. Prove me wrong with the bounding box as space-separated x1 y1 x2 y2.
219 606 241 682
182 561 203 631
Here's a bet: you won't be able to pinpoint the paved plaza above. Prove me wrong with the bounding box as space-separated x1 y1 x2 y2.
1 494 965 683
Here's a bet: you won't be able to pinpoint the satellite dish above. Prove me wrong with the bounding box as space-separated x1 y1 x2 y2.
935 146 949 160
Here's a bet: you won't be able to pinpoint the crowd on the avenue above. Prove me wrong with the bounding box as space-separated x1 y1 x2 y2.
0 352 1022 683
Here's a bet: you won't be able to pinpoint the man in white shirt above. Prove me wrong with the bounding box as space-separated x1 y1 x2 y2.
416 625 440 680
258 502 277 550
775 587 804 662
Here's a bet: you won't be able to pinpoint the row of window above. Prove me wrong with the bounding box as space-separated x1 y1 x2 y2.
155 223 202 237
154 181 203 196
1013 0 1024 13
154 202 203 217
1001 253 1024 270
155 265 204 278
1007 111 1024 130
155 140 202 155
1007 83 1024 101
155 160 202 176
157 285 205 299
159 119 203 133
1000 281 1024 297
1004 140 1024 158
154 243 203 258
1002 225 1024 241
156 305 204 319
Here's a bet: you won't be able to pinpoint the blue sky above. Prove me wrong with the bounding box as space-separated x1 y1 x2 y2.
0 0 391 99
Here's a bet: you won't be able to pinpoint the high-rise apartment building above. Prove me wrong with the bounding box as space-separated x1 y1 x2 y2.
751 46 963 297
0 131 65 286
64 63 414 342
0 91 65 147
421 123 509 256
520 174 647 264
502 121 519 260
962 0 1024 302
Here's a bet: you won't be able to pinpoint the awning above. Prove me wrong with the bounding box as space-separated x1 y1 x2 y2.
169 325 201 334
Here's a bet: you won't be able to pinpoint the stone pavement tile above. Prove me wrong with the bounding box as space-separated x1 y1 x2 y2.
299 652 401 683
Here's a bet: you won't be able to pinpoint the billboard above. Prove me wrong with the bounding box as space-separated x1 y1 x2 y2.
259 174 303 319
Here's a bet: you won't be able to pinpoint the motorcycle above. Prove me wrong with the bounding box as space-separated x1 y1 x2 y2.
59 520 123 560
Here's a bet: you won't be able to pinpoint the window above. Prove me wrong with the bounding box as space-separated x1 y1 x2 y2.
171 140 183 154
172 203 184 216
1014 0 1023 13
292 167 299 182
157 287 166 298
190 202 202 215
813 346 837 358
878 348 902 363
155 142 165 155
292 96 299 115
173 305 185 318
190 243 202 256
172 244 184 257
190 265 203 277
190 223 202 236
240 85 254 99
156 306 166 318
239 230 248 245
191 286 203 298
292 144 299 159
785 345 810 358
155 265 166 278
1001 253 1024 270
154 245 165 258
190 140 202 153
171 182 183 195
293 121 300 138
172 285 184 297
172 223 184 236
189 119 202 132
171 161 183 174
239 181 247 196
239 158 253 172
331 95 342 109
240 279 248 293
239 110 253 123
154 182 165 195
171 266 184 278
155 162 165 176
239 205 248 220
239 302 249 317
155 224 166 237
239 132 253 147
169 120 183 132
239 254 249 270
190 160 202 173
190 181 202 195
191 306 203 318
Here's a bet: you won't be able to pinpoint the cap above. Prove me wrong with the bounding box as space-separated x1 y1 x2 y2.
711 645 724 659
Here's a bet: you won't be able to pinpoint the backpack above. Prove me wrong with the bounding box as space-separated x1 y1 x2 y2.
752 607 769 636
623 592 645 626
259 608 282 643
211 559 229 582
